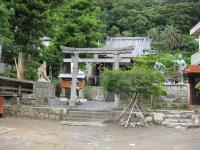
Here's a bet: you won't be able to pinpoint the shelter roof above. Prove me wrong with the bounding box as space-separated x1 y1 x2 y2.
184 65 200 75
0 76 33 84
190 22 200 36
58 73 85 79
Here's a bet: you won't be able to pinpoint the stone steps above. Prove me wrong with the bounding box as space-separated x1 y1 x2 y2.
64 117 109 123
67 111 110 116
64 109 112 122
166 114 191 119
164 118 193 123
161 121 199 128
65 115 110 120
154 110 199 129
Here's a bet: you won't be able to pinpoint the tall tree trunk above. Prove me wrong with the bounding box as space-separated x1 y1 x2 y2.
18 52 24 80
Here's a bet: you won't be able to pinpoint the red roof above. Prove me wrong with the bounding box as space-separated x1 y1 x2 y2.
184 65 200 75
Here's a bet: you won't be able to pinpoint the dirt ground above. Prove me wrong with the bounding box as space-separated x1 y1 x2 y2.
1 117 200 150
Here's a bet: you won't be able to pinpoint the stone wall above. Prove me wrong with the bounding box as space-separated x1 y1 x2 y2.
162 83 189 103
4 105 199 128
4 105 68 120
83 86 128 102
83 86 107 101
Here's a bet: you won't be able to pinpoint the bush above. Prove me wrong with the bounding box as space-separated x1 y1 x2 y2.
0 72 17 78
195 82 200 91
102 67 167 104
195 108 200 114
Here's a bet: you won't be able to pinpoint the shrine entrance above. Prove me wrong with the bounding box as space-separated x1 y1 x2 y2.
60 46 133 106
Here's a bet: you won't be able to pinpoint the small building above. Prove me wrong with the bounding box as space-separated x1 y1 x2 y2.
185 22 200 106
58 73 85 89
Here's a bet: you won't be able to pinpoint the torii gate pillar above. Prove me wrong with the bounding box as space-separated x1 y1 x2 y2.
113 53 120 107
70 53 79 106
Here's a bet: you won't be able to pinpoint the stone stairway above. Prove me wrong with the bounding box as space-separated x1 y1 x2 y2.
64 109 113 123
154 110 199 128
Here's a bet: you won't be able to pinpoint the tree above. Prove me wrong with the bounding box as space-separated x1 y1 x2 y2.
148 27 160 42
0 1 14 70
51 0 106 48
161 25 181 50
4 0 51 79
102 67 165 100
97 0 200 37
0 1 12 45
102 67 166 117
42 0 106 78
102 67 166 121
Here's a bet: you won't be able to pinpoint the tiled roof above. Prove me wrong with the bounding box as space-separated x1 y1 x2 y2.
105 37 152 58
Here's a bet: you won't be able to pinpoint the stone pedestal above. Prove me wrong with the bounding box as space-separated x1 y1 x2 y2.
33 82 55 105
78 89 84 98
162 83 189 103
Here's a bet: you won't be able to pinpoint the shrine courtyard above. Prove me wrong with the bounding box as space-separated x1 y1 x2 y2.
1 116 200 150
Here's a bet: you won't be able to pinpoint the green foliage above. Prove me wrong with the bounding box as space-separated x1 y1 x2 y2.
41 44 63 78
195 82 200 91
1 0 51 79
195 108 200 114
148 25 198 51
8 0 51 56
0 0 199 81
98 0 200 36
42 0 107 78
50 0 106 48
24 59 40 81
102 67 166 101
0 1 13 45
161 25 181 50
180 34 198 52
134 51 192 80
0 72 17 78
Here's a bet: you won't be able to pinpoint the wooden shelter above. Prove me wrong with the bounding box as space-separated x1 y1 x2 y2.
185 22 200 106
0 76 33 97
59 73 85 89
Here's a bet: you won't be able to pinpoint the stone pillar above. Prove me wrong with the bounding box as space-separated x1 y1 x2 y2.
113 53 120 107
70 53 79 106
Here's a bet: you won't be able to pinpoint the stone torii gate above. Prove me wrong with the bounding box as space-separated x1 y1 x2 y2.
60 46 133 106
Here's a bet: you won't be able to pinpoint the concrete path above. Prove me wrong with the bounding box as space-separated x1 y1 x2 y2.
1 117 200 150
76 101 118 111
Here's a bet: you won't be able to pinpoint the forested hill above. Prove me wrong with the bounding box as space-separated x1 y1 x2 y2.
0 0 200 80
97 0 200 36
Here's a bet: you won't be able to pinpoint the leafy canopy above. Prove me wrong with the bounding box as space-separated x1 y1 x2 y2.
0 1 12 45
102 67 166 100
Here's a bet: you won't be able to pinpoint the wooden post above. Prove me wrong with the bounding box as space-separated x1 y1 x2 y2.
70 53 79 106
199 35 200 51
0 96 4 116
113 53 120 107
18 84 22 95
18 52 24 80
